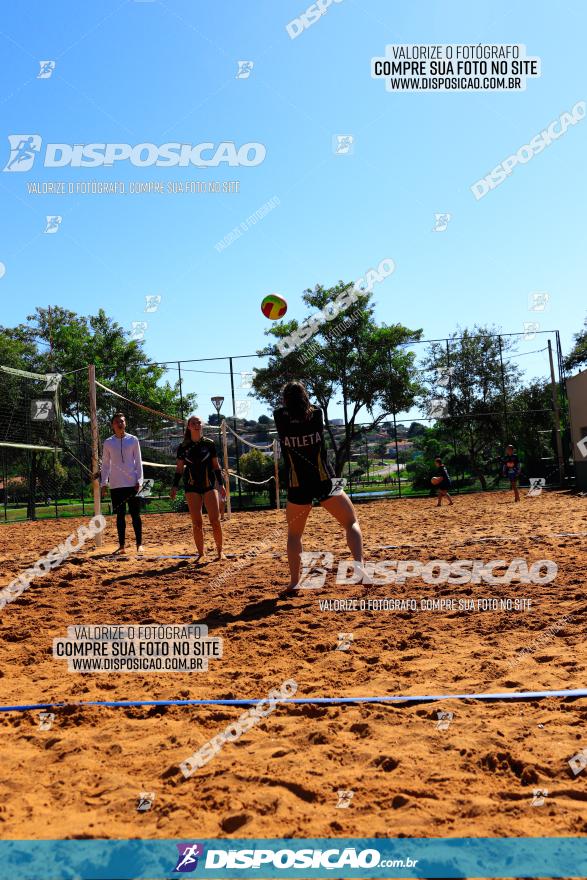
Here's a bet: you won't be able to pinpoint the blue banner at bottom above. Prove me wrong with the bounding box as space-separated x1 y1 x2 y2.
1 837 587 879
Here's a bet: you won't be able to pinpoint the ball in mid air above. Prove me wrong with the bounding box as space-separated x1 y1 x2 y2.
261 293 287 320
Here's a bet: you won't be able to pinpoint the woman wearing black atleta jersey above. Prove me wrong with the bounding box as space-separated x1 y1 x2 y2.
273 381 364 594
170 415 226 559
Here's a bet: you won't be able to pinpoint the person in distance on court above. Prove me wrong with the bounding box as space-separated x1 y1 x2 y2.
273 381 364 595
170 415 225 560
502 443 521 502
432 457 453 507
100 412 145 554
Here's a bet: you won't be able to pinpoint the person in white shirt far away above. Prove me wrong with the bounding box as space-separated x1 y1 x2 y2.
100 412 144 554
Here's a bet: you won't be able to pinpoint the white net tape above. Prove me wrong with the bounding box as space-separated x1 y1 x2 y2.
95 380 185 424
228 470 275 485
0 440 60 452
143 460 176 469
0 365 62 383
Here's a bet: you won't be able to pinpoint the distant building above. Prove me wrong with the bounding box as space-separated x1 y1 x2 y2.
387 439 414 458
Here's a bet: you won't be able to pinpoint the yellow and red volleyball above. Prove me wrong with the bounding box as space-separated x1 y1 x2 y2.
261 293 287 320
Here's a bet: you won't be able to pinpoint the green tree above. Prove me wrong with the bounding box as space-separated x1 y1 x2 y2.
406 427 453 490
0 307 195 499
420 326 521 489
253 283 423 475
19 306 195 422
508 380 556 477
565 316 587 371
239 447 274 484
407 421 426 438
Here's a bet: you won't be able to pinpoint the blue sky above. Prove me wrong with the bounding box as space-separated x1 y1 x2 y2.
0 0 585 421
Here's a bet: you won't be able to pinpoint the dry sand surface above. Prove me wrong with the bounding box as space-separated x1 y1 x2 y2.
0 490 586 843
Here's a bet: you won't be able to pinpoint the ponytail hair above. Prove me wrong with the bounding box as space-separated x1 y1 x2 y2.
281 381 312 421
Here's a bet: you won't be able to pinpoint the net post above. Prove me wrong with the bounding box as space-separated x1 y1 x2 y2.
221 419 231 520
547 339 565 486
88 364 103 546
272 439 280 510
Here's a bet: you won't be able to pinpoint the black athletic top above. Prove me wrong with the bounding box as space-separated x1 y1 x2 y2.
176 437 218 491
435 465 451 489
502 453 520 479
273 405 334 489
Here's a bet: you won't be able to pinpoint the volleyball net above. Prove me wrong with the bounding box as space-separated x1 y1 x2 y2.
0 366 67 519
0 362 282 522
91 373 281 521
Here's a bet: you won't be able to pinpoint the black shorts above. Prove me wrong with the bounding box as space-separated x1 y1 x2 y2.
287 477 344 506
184 485 217 496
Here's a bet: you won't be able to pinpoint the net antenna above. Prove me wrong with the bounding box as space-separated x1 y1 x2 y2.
222 420 280 520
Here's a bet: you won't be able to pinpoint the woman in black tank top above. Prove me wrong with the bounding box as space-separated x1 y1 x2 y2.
273 381 364 595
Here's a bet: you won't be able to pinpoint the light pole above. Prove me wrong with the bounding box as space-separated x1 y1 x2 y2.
211 396 226 518
211 396 224 454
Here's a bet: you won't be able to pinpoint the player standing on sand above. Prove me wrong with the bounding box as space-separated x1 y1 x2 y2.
433 457 453 507
100 413 144 554
170 415 226 560
502 444 521 502
273 381 364 595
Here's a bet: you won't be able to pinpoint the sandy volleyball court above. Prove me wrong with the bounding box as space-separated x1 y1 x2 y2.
0 491 586 841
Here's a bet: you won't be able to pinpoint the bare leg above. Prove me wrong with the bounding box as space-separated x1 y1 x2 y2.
320 491 363 561
438 489 452 506
513 479 520 502
286 501 312 588
186 493 205 556
205 490 223 558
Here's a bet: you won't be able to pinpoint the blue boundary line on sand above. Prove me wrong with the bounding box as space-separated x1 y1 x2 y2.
2 687 587 713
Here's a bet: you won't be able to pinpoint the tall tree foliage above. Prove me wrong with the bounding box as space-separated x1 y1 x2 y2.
252 283 423 475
